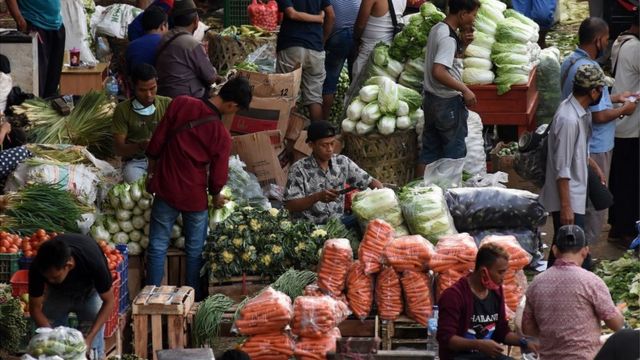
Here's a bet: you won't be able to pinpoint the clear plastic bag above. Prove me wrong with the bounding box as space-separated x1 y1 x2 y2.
429 233 478 298
241 332 295 360
375 266 403 321
227 156 271 210
317 239 353 296
470 228 542 264
352 188 406 232
245 43 277 74
401 271 433 326
502 269 528 312
479 235 533 270
303 283 324 297
346 260 374 320
291 296 350 338
464 111 487 176
383 235 435 273
423 158 466 189
233 287 293 335
464 172 509 188
399 185 457 243
358 219 394 275
535 47 561 125
25 326 87 360
446 187 547 232
294 328 342 360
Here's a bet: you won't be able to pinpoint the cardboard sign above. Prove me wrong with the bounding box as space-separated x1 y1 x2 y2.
232 130 287 188
230 96 296 136
237 67 302 99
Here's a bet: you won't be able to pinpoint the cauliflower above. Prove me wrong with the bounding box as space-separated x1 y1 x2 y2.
222 250 234 264
311 229 327 238
268 208 280 217
232 238 243 248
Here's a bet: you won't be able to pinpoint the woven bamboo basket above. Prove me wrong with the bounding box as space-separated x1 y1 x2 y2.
343 130 417 187
207 32 276 74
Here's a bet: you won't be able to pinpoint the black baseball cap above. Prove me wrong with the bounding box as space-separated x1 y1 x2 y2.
306 121 336 143
556 225 588 250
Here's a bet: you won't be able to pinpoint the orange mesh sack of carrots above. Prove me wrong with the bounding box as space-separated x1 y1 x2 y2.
428 233 478 273
479 235 532 269
241 332 295 360
234 287 293 336
294 328 341 360
303 283 324 297
346 260 373 319
502 269 527 311
375 266 403 321
358 219 395 274
291 295 350 338
384 235 435 273
317 238 353 296
401 271 434 326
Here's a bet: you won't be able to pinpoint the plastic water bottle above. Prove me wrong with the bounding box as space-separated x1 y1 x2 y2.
105 71 119 101
427 305 439 358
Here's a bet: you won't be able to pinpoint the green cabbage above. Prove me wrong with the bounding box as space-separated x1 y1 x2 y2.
478 3 504 25
480 0 507 12
495 64 533 77
361 102 382 125
420 2 445 20
386 58 404 79
352 188 405 228
377 115 396 135
396 115 412 130
397 84 422 112
465 44 492 59
491 52 530 66
463 57 493 71
368 64 395 81
342 118 357 133
495 73 529 95
359 85 380 102
397 101 409 117
347 97 366 121
492 42 529 55
504 9 540 32
378 78 399 115
399 72 423 92
410 109 424 125
474 14 497 36
471 31 496 50
495 18 536 44
356 121 376 135
462 68 495 85
373 43 390 67
399 185 456 243
404 57 425 78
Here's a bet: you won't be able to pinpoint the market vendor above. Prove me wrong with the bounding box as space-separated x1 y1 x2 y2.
437 243 538 360
112 63 170 183
284 120 383 225
28 234 115 358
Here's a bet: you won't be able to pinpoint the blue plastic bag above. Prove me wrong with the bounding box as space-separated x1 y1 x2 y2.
512 0 557 30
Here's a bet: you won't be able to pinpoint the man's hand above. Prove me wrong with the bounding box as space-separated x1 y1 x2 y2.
316 189 338 203
84 333 95 356
460 26 474 47
462 88 477 107
16 15 27 33
524 340 540 355
317 10 325 24
213 193 227 209
620 101 637 116
476 340 504 357
560 205 574 225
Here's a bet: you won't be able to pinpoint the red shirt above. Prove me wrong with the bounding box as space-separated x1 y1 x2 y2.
146 96 231 211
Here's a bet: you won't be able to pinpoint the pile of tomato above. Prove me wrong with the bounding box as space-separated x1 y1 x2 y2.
0 229 57 256
98 240 124 280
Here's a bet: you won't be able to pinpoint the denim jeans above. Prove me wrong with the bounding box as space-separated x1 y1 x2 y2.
123 158 148 183
146 196 208 298
43 288 105 358
420 92 468 165
323 27 353 95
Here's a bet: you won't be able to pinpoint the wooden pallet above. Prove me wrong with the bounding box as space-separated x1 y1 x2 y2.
380 315 428 351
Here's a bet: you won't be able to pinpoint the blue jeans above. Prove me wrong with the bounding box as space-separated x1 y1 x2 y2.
323 27 353 95
123 158 148 183
43 288 105 358
420 92 468 165
146 196 208 298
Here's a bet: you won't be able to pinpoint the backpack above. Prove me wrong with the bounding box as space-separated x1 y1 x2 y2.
514 123 551 188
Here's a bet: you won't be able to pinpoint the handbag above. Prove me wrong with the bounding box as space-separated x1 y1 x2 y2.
387 0 404 36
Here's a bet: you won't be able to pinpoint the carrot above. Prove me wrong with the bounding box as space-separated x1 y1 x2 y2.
383 235 434 273
358 219 394 274
317 238 353 296
241 332 294 360
234 287 293 336
346 260 373 319
294 328 341 360
375 266 403 321
401 271 433 326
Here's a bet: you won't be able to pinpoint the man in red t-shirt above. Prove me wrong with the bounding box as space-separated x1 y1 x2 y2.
145 77 252 298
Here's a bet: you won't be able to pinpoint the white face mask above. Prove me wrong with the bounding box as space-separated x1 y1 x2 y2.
132 98 156 116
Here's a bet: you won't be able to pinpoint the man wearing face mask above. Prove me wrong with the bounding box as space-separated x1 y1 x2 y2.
559 17 637 248
112 63 171 183
437 244 537 360
522 225 624 360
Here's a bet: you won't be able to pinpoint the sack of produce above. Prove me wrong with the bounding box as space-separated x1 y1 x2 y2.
383 235 434 272
375 266 403 321
317 238 353 296
535 47 562 125
247 0 279 31
464 111 487 176
352 188 406 232
399 185 457 243
295 328 341 360
346 261 374 320
291 296 350 338
503 269 528 312
227 156 270 210
470 228 542 263
429 233 478 298
446 187 547 232
241 332 295 360
359 219 394 274
234 287 293 335
401 271 434 326
25 326 87 360
423 158 465 189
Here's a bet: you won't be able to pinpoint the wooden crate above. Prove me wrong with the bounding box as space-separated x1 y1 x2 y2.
328 336 436 360
208 275 268 303
380 316 428 351
338 315 379 338
162 248 186 287
132 286 195 360
59 63 108 95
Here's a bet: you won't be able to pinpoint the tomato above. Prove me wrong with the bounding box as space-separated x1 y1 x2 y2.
8 246 18 253
0 239 10 248
24 250 34 258
0 246 6 253
35 229 45 237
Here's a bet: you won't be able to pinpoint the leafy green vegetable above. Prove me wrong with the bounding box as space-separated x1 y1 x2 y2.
492 42 529 56
352 188 405 229
373 43 390 67
491 52 530 66
478 2 504 25
504 9 540 31
399 185 456 243
359 85 380 103
377 115 397 135
465 44 492 59
495 17 537 44
378 78 399 115
463 57 493 71
397 84 423 112
495 73 529 95
462 68 495 85
192 294 234 347
361 102 382 125
596 252 640 307
474 14 497 35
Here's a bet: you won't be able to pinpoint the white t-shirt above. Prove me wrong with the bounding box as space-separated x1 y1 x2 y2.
423 22 463 98
611 34 640 138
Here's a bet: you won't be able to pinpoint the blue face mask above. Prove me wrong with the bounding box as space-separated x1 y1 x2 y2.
132 98 156 116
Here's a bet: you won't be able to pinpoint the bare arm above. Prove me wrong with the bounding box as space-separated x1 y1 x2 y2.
29 296 51 328
6 0 27 32
592 108 628 124
604 313 625 332
285 193 322 213
557 177 573 225
113 134 147 158
353 0 375 41
433 63 469 94
283 7 324 23
84 290 115 349
322 5 335 45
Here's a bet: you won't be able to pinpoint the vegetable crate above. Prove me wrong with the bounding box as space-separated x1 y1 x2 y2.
162 247 186 287
0 252 21 283
116 244 129 314
9 269 28 297
380 315 429 351
223 0 251 27
18 256 33 270
132 285 195 360
105 273 121 338
208 275 269 303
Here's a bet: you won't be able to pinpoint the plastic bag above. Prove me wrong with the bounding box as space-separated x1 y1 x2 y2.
383 235 434 273
535 47 561 126
248 0 279 31
470 228 542 263
502 269 528 312
464 172 509 188
317 238 353 296
401 271 433 326
358 219 394 274
61 0 97 64
0 72 12 113
227 156 271 210
446 187 547 232
375 266 403 321
90 4 142 39
241 332 295 360
25 326 87 360
423 158 466 189
512 0 558 30
429 233 478 298
352 188 406 231
303 283 324 297
399 185 457 243
291 296 350 338
245 43 277 74
479 235 533 270
233 287 293 335
464 111 487 176
346 261 373 320
294 328 341 360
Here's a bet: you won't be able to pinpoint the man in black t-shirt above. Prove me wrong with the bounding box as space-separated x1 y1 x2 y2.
29 234 115 358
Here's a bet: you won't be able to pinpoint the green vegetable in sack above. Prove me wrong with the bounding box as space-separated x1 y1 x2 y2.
399 185 456 243
352 188 405 228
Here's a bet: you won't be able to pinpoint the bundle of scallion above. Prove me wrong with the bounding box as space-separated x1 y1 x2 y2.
19 91 115 159
0 183 90 234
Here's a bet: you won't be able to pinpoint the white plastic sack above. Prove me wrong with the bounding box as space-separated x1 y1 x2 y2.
91 4 142 39
423 158 465 189
0 72 12 113
464 111 487 176
193 21 210 42
61 0 97 64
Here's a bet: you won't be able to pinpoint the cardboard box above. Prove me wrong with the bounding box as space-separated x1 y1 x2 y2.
292 131 343 163
232 130 288 188
285 111 309 142
230 96 296 136
237 67 302 99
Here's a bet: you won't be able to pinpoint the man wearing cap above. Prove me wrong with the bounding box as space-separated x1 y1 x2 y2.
522 225 624 360
155 0 218 98
284 121 383 225
541 63 611 271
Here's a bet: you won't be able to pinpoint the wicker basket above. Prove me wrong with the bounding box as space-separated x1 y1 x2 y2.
343 131 417 187
207 31 276 74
